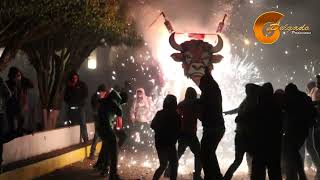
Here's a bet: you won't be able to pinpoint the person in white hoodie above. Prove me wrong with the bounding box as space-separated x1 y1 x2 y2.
130 88 153 149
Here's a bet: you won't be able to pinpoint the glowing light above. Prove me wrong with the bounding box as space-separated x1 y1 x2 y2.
244 38 250 45
285 50 289 55
88 50 97 69
88 58 97 70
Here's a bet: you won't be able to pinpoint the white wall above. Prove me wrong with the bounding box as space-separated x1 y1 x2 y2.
3 123 95 165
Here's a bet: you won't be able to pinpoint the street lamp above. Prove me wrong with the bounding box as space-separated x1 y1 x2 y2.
88 50 97 70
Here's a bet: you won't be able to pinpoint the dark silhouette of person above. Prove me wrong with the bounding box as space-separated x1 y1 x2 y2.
0 77 11 171
64 71 89 142
95 90 128 179
6 67 34 136
151 94 181 180
224 83 261 180
89 84 109 160
250 83 283 180
309 79 320 135
283 83 317 180
301 80 320 179
165 87 202 180
199 68 225 180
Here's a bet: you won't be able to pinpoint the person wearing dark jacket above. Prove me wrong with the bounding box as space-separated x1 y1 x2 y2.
64 71 89 142
199 68 225 180
305 80 320 179
250 83 283 180
6 67 34 135
96 90 127 180
151 94 181 180
0 77 11 171
165 87 202 180
283 83 317 180
224 83 260 180
89 84 109 160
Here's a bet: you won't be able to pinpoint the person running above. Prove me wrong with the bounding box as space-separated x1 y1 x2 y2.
151 95 181 180
165 87 202 180
224 83 260 180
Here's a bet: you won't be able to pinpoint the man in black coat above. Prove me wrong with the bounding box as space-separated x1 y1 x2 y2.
199 68 225 180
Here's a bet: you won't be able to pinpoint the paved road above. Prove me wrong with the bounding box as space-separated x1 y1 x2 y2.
35 157 253 180
36 150 317 180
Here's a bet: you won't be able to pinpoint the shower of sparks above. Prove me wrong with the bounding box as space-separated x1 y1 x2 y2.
113 27 262 176
96 0 319 178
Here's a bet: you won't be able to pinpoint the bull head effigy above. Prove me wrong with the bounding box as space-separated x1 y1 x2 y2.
169 32 224 85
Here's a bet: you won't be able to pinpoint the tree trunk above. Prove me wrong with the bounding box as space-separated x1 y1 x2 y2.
42 109 60 130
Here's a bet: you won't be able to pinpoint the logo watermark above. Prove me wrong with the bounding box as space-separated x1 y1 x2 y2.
253 11 312 44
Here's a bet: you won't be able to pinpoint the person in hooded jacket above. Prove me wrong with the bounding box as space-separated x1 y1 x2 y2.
250 83 283 180
165 87 202 180
199 68 225 180
283 83 317 180
224 83 261 180
301 80 320 179
151 94 181 180
130 88 153 149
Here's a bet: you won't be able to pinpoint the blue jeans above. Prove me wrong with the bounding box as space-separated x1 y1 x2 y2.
67 107 88 142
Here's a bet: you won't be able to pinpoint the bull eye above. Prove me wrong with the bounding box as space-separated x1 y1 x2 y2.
184 53 192 64
203 59 209 65
185 58 191 64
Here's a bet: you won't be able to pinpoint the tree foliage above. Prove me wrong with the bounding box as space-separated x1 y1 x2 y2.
0 0 141 129
0 0 141 70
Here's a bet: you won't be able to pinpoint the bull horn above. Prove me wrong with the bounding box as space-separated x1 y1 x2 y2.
169 32 182 51
211 35 223 53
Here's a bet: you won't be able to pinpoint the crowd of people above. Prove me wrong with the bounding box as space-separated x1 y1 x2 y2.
87 66 320 180
2 65 320 180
